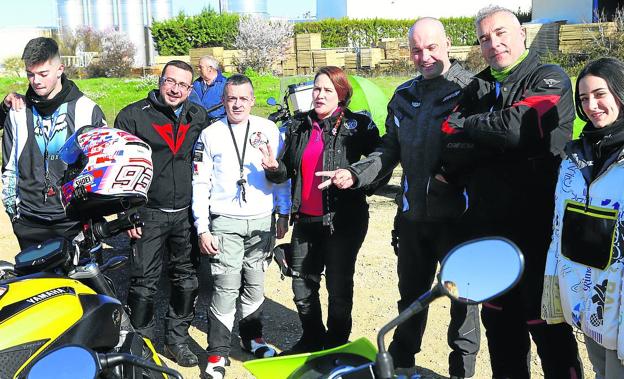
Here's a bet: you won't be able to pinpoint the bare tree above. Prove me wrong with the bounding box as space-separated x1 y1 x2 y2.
234 16 294 74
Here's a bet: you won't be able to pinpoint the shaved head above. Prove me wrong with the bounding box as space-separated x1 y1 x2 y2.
408 17 452 79
409 17 447 41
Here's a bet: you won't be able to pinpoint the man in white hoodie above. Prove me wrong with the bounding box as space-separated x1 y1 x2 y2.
192 74 290 379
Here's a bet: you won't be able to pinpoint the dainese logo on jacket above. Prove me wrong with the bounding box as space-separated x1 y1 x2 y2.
543 78 560 88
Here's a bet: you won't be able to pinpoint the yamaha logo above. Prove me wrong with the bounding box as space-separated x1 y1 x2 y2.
25 287 75 304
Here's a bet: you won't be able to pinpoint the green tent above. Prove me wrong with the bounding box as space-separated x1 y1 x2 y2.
348 75 390 134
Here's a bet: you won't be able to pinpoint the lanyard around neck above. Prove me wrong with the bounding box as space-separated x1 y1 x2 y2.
32 106 61 202
227 120 251 202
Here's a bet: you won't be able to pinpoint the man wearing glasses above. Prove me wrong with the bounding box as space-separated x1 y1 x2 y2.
189 55 227 120
114 60 210 367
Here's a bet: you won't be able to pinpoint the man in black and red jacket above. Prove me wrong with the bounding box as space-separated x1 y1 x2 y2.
433 6 583 379
114 60 209 367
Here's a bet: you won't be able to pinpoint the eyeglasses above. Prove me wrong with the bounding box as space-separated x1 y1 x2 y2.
161 77 192 91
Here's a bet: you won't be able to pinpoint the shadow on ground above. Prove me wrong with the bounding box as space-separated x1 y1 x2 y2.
102 234 300 369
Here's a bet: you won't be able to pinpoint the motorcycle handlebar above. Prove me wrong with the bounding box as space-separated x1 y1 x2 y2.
99 352 183 379
92 212 142 240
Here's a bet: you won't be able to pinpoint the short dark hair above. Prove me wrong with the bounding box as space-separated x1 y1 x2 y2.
575 57 624 122
21 37 60 67
161 60 194 78
224 74 254 95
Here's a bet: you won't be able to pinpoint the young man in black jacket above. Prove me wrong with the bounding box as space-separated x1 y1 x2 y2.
436 6 583 378
2 37 106 249
114 60 209 367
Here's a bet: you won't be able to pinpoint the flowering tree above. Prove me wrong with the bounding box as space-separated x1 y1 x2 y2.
87 31 136 78
234 16 294 74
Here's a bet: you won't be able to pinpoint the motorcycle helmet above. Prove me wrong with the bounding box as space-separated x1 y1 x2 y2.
58 126 153 218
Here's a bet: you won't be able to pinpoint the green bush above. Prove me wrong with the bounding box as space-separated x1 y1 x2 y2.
151 8 239 55
294 17 476 47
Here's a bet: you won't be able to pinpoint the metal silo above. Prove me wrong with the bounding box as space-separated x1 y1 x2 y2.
149 0 173 22
58 0 85 33
86 0 115 31
225 0 269 17
118 0 147 67
145 0 173 67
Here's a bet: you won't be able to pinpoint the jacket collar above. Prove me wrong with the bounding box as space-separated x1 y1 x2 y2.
415 60 470 87
147 89 190 121
476 49 539 84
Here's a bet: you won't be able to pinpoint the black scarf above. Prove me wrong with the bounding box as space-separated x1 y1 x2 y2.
26 74 82 117
580 117 624 180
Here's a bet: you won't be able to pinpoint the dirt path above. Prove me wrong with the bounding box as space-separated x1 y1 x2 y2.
0 179 590 378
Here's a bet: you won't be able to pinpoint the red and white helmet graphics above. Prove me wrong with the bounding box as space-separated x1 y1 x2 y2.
60 127 153 209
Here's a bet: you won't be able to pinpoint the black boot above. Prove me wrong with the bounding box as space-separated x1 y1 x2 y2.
164 343 198 367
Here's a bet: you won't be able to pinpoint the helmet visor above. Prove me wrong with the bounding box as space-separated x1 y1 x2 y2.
58 131 82 165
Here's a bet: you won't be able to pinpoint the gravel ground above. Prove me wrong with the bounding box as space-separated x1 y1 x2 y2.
0 174 591 378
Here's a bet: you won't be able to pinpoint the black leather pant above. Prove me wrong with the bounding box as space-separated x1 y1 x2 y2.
289 207 368 349
126 207 198 345
387 215 480 378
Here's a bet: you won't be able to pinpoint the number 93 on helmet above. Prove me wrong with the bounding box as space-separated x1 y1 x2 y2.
58 126 153 218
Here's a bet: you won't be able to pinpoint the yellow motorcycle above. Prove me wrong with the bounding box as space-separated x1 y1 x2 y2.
0 126 176 378
0 213 176 379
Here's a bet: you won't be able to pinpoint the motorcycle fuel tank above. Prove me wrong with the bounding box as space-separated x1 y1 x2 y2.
0 275 122 378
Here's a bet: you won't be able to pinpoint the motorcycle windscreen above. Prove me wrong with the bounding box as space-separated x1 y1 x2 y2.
242 337 376 379
561 201 617 270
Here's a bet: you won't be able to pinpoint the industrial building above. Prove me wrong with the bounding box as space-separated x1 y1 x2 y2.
532 0 620 23
316 0 532 20
220 0 269 18
57 0 173 67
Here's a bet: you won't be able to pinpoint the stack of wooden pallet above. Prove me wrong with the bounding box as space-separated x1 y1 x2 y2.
524 22 564 56
312 49 345 68
221 50 241 73
296 33 321 75
559 22 616 53
360 48 385 68
153 55 191 72
378 38 409 61
344 52 358 71
279 38 297 76
448 45 480 61
189 47 224 68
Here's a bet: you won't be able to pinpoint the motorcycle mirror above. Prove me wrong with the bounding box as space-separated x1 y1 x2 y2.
267 97 277 106
27 345 98 379
439 237 524 304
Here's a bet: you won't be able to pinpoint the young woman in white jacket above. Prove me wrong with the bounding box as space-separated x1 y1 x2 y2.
542 57 624 379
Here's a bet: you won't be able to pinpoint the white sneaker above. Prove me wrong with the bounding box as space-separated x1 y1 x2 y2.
203 355 227 379
240 337 277 358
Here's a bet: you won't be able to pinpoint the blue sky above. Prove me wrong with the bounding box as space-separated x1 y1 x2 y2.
1 0 315 28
